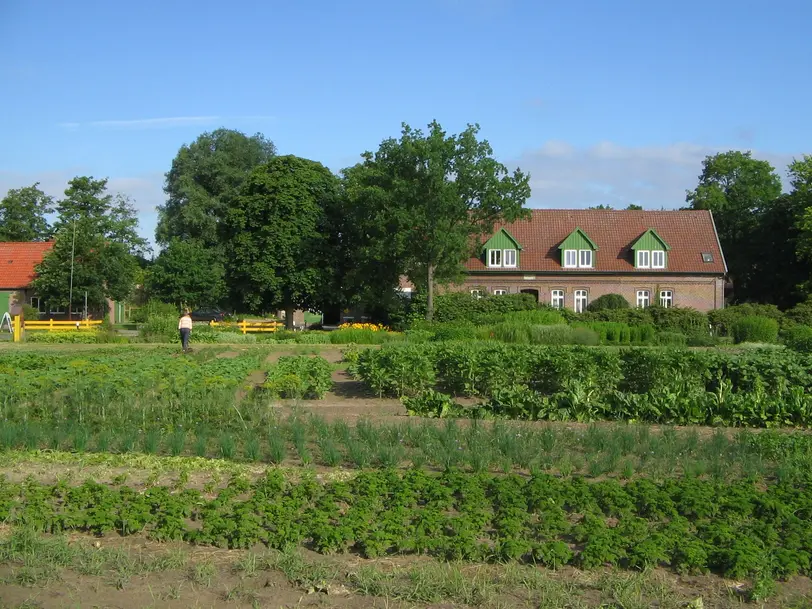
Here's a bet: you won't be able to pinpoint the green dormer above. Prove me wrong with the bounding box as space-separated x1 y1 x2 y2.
483 228 522 268
559 227 598 268
631 228 670 269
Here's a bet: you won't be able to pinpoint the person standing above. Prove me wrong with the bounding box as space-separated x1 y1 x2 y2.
178 310 192 352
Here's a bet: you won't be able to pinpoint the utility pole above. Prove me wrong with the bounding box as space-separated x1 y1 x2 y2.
68 217 76 321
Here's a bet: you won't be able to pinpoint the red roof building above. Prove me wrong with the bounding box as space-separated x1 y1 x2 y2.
450 209 727 311
0 241 54 289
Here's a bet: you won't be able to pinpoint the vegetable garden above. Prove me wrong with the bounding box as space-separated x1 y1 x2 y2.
1 343 811 608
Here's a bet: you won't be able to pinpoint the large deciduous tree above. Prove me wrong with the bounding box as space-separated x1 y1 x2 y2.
156 128 276 247
344 121 531 320
32 177 147 316
146 239 226 307
224 155 340 329
685 151 782 302
0 183 53 241
789 155 812 296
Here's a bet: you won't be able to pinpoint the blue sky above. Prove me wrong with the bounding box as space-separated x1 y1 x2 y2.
1 0 810 249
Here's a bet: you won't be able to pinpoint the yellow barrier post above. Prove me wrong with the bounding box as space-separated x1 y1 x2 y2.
13 315 21 342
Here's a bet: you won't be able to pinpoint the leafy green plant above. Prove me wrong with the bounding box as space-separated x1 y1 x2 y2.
731 316 779 344
587 293 630 311
263 356 333 399
783 325 812 353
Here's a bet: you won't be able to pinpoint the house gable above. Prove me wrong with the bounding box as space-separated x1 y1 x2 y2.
558 227 598 269
631 228 670 269
481 228 522 268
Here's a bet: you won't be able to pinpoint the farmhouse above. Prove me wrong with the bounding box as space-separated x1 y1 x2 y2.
0 241 131 321
0 241 54 318
455 209 727 311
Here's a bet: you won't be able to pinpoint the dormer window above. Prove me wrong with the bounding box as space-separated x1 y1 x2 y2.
631 229 670 270
482 228 523 269
559 228 598 269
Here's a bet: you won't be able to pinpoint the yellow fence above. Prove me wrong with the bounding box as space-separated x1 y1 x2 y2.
209 320 282 334
24 319 103 331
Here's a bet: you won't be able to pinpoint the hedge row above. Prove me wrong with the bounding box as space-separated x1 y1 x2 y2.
350 343 812 426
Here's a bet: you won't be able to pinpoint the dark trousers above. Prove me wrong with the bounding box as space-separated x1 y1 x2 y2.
180 328 191 351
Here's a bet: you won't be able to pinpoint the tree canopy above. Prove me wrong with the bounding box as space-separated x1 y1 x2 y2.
224 155 340 328
0 183 53 241
343 121 531 320
147 239 226 308
31 177 146 315
156 128 276 247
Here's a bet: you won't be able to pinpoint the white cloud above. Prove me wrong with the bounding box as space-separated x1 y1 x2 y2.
511 141 797 209
57 115 276 130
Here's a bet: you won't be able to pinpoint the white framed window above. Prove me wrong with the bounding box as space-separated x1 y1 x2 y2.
636 290 650 308
488 249 502 267
503 249 517 267
563 249 577 268
470 289 484 299
49 304 65 314
636 250 650 268
29 297 44 313
492 289 507 296
651 250 665 268
551 289 565 309
574 290 588 313
659 290 673 308
579 249 593 268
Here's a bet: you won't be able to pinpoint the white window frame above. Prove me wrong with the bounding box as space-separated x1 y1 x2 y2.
49 304 65 314
574 290 588 313
470 289 484 299
488 249 502 268
579 249 593 268
29 297 44 313
659 290 673 308
551 289 565 309
492 289 507 296
636 290 650 308
563 249 577 268
636 250 650 268
651 250 665 269
503 249 517 268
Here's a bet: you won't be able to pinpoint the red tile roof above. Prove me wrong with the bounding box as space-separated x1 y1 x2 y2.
466 210 726 274
0 241 54 289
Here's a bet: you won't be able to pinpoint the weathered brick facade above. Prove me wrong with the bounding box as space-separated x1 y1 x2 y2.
448 273 726 312
444 209 729 311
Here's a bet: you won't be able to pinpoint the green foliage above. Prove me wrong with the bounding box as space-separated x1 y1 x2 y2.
785 298 812 327
783 325 812 354
25 331 124 344
329 328 403 344
430 292 539 324
344 121 532 321
656 331 688 346
708 304 783 336
263 356 333 399
147 238 226 307
31 177 147 312
354 342 812 426
157 128 276 248
129 299 178 324
0 183 53 241
2 471 811 583
224 155 340 325
587 293 630 311
21 304 40 321
731 316 779 344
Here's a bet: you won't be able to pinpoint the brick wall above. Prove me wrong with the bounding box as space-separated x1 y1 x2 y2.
443 274 725 311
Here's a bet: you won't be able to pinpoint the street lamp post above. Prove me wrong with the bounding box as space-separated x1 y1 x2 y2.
68 218 76 321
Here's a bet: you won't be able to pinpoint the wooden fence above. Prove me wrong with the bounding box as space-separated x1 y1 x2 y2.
24 319 103 331
209 320 282 334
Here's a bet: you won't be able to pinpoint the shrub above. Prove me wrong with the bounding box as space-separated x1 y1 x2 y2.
783 325 812 353
731 316 779 344
26 331 101 344
432 292 538 324
709 304 783 336
655 331 688 346
503 309 566 325
263 356 333 399
784 298 812 328
647 306 708 335
295 331 331 344
21 304 40 321
571 326 600 346
530 325 582 345
130 300 178 323
430 323 480 342
329 328 403 344
587 293 630 311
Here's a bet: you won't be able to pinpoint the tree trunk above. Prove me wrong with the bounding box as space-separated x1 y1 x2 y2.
285 305 295 331
426 264 435 322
